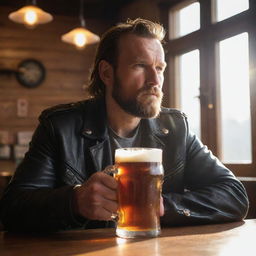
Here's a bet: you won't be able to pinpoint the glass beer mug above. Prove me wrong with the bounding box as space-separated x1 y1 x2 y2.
108 147 164 239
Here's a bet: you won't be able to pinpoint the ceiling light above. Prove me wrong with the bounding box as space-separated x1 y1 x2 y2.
61 0 100 49
8 0 53 29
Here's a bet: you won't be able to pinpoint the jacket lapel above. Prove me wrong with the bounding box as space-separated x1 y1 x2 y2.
89 139 113 172
81 98 113 172
141 118 167 149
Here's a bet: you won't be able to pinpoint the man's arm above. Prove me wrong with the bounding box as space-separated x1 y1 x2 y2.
161 132 249 226
0 116 117 232
0 119 82 232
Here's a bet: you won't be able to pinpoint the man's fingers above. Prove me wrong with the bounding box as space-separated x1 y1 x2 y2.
98 172 118 190
89 181 117 201
88 206 114 221
82 196 118 220
101 197 118 214
73 172 118 221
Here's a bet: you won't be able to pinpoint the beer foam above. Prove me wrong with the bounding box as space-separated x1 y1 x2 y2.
115 148 162 163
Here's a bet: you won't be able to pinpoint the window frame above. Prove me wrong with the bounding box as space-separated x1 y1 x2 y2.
160 0 256 177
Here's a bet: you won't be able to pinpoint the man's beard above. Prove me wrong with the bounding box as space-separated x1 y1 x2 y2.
112 74 163 118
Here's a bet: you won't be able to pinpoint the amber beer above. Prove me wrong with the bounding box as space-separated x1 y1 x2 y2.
115 148 163 238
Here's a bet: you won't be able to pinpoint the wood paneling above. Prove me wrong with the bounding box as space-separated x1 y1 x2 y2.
0 7 110 172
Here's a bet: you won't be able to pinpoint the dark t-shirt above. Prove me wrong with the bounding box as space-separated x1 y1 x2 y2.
108 122 142 160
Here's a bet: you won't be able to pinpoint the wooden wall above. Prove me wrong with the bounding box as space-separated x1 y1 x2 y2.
0 2 161 173
0 7 111 172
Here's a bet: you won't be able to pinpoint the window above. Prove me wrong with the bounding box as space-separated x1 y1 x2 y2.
214 0 249 22
163 0 256 176
169 1 200 39
218 33 252 164
176 50 201 138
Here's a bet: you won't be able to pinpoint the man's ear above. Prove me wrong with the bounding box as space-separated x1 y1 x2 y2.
98 60 113 87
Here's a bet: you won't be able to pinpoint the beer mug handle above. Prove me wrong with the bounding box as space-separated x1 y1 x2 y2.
103 164 119 222
103 164 119 175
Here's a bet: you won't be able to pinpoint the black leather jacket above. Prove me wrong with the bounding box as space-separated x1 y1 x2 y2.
0 97 249 231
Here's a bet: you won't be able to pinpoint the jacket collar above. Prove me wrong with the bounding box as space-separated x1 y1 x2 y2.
81 97 108 141
140 118 168 149
80 97 170 171
81 97 169 141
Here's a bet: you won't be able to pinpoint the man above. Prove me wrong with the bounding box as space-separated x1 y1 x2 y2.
0 19 248 232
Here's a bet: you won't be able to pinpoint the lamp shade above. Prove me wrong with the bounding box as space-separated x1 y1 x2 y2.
8 5 53 28
61 27 100 49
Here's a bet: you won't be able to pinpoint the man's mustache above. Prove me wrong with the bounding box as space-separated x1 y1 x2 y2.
139 86 163 99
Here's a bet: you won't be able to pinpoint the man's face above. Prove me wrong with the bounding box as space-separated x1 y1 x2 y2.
111 33 166 118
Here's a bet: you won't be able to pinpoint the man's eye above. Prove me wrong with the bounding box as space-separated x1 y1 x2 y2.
135 64 145 68
156 66 164 72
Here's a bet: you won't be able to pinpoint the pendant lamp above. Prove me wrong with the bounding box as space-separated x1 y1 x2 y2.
61 0 100 49
8 0 53 29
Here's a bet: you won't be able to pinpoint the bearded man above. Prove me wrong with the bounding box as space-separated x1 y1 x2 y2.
0 19 248 232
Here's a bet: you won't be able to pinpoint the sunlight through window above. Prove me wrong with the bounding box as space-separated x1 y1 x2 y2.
169 1 200 39
219 33 252 163
215 0 249 22
176 50 201 138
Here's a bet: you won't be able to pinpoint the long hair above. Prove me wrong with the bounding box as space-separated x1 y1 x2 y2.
87 18 166 98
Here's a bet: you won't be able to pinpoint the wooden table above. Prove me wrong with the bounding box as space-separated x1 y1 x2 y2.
1 219 255 256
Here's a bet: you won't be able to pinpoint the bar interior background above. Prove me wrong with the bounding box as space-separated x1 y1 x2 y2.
0 0 255 222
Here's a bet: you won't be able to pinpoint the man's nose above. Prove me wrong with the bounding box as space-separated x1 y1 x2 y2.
146 68 161 87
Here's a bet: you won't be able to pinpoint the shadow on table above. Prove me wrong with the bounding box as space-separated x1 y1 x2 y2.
1 221 246 255
1 228 153 256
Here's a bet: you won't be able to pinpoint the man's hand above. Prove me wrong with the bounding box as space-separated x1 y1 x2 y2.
73 172 118 221
73 171 164 221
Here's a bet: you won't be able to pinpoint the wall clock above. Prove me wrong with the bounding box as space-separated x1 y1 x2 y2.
16 59 46 88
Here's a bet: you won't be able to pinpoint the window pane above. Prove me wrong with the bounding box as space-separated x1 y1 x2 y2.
215 0 249 22
176 50 201 138
219 33 252 163
170 2 200 39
